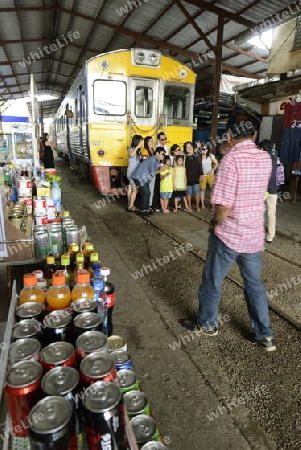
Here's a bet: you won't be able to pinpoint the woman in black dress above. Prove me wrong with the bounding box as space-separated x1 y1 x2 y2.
42 133 55 168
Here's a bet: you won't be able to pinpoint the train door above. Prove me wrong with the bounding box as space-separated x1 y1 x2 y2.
130 78 159 143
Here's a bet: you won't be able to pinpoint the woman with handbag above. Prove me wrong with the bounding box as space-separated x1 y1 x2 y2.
200 144 218 210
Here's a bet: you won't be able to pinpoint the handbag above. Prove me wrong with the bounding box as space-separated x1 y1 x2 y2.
209 154 215 169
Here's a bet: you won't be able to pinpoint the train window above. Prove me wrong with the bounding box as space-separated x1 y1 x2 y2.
74 98 78 125
164 86 190 119
135 87 153 117
82 92 86 121
93 80 126 115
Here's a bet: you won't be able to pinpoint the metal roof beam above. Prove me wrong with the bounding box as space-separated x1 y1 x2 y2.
224 43 268 64
181 0 256 27
173 0 215 52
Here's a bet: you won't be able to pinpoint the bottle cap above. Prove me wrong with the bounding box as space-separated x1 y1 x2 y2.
63 211 70 217
70 244 79 252
85 244 94 252
61 254 70 265
32 270 44 280
100 267 110 276
46 255 55 264
90 252 98 262
52 271 65 286
52 181 59 187
94 269 101 278
23 273 37 287
76 253 84 262
77 270 90 284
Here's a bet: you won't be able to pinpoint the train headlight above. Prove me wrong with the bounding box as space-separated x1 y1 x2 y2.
149 52 159 65
100 60 110 70
179 68 187 79
136 52 145 63
97 149 106 156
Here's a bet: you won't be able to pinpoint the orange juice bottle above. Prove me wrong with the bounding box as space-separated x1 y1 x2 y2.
71 269 94 302
46 271 71 311
19 273 45 305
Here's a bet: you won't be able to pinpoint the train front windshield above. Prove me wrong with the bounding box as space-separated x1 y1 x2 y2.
93 80 126 115
164 86 190 119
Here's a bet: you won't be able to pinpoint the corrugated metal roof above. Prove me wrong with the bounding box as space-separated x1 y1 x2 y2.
0 0 298 116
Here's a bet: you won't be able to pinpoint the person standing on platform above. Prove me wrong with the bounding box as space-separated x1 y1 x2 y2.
42 133 55 168
156 132 169 155
184 141 203 212
126 134 142 212
182 112 276 352
132 148 166 217
258 139 278 244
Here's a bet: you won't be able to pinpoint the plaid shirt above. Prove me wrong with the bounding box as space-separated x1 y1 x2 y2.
212 141 272 253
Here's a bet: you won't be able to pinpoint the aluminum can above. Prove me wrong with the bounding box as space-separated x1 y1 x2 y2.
49 230 63 257
65 226 79 248
34 231 50 258
107 335 127 352
123 390 150 418
8 338 41 367
18 177 32 196
74 311 103 339
71 298 97 316
82 381 127 450
130 415 160 446
35 215 48 225
42 310 73 346
76 330 109 360
28 396 77 450
41 366 81 444
19 195 33 215
15 301 44 322
116 369 140 393
4 360 43 437
79 352 116 386
33 196 47 216
41 342 76 371
111 350 132 370
140 442 167 449
12 318 42 341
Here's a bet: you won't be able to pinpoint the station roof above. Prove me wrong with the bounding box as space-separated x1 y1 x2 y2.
0 1 299 117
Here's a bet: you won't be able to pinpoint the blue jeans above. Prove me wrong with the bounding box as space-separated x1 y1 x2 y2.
198 232 273 340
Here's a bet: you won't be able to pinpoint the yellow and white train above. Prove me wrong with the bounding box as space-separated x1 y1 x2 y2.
54 48 196 193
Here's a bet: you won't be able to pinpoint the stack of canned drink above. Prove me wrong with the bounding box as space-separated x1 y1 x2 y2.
5 299 169 450
34 212 79 259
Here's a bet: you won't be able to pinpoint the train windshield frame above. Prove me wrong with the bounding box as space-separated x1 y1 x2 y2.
93 80 126 115
164 85 190 120
135 86 153 118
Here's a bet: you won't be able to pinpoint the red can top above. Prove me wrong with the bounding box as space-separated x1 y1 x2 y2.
23 273 37 287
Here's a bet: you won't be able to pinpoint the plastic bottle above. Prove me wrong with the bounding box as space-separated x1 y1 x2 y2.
43 255 58 288
71 269 94 302
73 252 84 282
87 252 100 276
4 164 9 186
100 267 114 337
21 163 28 177
46 271 71 311
40 165 45 181
59 253 72 287
51 180 61 214
19 273 45 306
69 243 79 271
83 243 94 270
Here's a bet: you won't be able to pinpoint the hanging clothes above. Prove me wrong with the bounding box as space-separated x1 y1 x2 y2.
280 98 301 129
280 125 301 164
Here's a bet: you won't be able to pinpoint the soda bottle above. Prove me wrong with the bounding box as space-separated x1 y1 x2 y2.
20 162 29 177
71 269 94 302
19 274 45 306
97 289 108 337
46 271 71 311
59 254 72 288
43 255 58 288
100 267 114 337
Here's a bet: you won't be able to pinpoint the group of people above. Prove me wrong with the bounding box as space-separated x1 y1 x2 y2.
126 132 219 217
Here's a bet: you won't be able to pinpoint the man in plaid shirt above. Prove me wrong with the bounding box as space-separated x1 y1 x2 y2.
183 112 276 351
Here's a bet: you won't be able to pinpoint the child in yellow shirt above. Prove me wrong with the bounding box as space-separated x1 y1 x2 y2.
160 156 173 213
